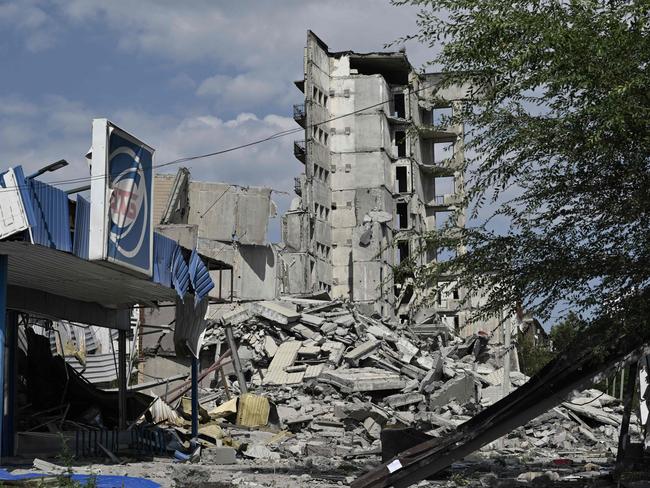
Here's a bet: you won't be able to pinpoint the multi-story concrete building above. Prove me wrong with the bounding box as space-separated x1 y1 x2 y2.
281 31 472 329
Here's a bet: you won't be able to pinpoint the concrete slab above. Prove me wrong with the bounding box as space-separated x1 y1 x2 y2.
429 374 476 409
251 301 301 325
319 367 408 393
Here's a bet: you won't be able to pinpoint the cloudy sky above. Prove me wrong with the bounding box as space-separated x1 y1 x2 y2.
0 0 434 240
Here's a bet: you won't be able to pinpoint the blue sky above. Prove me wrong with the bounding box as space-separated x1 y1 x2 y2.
0 0 431 241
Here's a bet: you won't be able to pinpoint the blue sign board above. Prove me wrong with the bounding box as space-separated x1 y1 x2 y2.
89 119 154 276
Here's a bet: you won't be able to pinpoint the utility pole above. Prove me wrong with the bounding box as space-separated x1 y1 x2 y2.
502 310 511 398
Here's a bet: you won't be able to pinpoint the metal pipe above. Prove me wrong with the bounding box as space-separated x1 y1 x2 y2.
191 356 199 439
118 329 127 430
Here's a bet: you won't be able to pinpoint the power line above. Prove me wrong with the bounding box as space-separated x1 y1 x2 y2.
0 80 442 194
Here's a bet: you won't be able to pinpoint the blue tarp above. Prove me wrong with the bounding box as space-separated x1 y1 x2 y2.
153 232 178 288
0 469 161 487
188 248 214 303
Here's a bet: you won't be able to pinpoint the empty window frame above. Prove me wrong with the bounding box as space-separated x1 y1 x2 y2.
434 176 455 203
433 106 453 126
395 166 408 193
435 210 454 230
434 142 454 164
395 130 406 158
397 240 410 263
393 93 406 118
396 202 409 229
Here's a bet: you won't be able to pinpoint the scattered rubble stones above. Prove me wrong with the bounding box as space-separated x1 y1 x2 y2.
175 298 638 473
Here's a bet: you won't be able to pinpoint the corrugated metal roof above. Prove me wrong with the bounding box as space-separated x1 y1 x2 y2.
66 353 126 385
73 195 90 259
171 246 189 299
0 241 178 306
13 165 38 235
188 249 214 302
153 232 178 288
27 179 72 252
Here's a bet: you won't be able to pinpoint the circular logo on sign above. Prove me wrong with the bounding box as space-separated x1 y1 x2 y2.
108 147 148 258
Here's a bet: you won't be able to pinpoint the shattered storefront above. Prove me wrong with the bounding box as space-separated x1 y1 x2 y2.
0 119 230 468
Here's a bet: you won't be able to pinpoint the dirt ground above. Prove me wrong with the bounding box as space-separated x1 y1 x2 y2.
5 453 629 488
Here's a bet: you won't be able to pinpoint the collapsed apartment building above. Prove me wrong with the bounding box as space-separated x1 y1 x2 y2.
281 31 469 331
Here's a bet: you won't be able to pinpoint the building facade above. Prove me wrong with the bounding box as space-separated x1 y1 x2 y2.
281 31 471 328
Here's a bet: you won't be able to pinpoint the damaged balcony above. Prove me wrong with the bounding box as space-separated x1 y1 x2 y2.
294 139 306 163
429 193 462 208
416 124 459 143
293 103 306 128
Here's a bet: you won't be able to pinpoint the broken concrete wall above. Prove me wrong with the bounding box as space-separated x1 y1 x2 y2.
188 181 271 246
282 210 310 252
279 251 313 295
198 238 278 301
155 224 198 251
153 174 180 225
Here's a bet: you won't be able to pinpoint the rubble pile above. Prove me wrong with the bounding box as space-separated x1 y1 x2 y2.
172 298 633 464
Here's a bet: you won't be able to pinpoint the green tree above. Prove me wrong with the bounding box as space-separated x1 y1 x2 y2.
395 0 650 336
548 312 585 351
517 333 555 376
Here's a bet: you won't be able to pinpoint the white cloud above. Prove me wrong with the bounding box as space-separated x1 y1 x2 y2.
0 93 301 239
0 1 58 52
197 73 290 111
168 72 197 90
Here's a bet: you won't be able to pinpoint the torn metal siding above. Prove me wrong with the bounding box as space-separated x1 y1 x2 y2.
65 353 125 385
188 249 214 302
27 179 72 252
0 167 33 240
73 196 90 259
153 232 178 288
171 246 190 299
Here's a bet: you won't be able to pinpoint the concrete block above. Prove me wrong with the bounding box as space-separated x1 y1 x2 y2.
301 313 325 327
264 336 278 358
363 416 382 440
344 340 380 363
221 306 251 326
202 446 237 465
385 392 425 409
429 374 476 409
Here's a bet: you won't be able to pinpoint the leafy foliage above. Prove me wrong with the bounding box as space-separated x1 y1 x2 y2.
549 311 585 350
394 0 650 332
517 334 554 376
